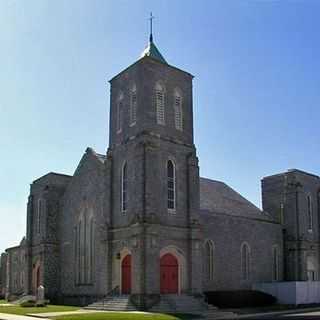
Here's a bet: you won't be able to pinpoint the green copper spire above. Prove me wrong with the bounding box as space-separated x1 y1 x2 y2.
140 13 167 64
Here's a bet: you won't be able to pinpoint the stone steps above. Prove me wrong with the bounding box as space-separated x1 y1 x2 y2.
150 294 207 314
204 305 238 320
85 295 137 311
85 293 238 319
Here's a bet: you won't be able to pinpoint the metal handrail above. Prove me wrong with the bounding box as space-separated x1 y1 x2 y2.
102 285 120 307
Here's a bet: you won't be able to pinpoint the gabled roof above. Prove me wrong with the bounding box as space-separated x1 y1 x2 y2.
140 40 167 64
262 168 320 180
32 172 72 184
200 177 274 222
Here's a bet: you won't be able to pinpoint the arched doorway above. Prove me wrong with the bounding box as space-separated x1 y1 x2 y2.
160 253 178 294
121 255 131 294
36 266 41 288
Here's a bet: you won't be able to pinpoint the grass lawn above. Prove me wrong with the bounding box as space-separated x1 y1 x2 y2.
0 300 7 304
0 304 78 315
53 313 180 320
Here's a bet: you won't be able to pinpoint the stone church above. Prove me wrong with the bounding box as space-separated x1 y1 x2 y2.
1 31 320 309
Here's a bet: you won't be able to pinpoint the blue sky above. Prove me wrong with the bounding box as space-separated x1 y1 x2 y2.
0 0 319 254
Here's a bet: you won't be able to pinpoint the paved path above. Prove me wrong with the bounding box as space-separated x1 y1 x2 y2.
0 314 50 320
0 305 13 307
28 309 100 318
28 309 152 318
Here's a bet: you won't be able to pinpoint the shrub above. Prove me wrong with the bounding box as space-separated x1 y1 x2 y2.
20 300 36 307
35 300 49 307
204 290 277 308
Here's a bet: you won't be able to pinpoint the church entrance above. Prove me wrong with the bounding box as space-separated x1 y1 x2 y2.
36 266 41 288
121 255 131 294
160 253 179 294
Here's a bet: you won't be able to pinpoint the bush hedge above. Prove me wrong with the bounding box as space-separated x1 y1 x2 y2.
204 290 277 308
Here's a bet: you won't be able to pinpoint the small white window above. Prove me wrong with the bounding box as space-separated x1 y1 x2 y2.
167 160 175 210
155 82 165 125
241 242 250 280
174 89 183 131
130 84 137 126
121 163 128 213
307 195 313 231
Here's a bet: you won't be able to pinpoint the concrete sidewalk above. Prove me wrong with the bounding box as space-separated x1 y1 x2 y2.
28 309 153 318
235 306 320 319
0 314 50 320
27 309 101 318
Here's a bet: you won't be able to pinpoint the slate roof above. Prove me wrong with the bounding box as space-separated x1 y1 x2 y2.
140 40 167 64
200 177 274 221
95 153 106 163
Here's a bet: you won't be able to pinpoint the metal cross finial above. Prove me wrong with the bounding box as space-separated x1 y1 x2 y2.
149 12 154 43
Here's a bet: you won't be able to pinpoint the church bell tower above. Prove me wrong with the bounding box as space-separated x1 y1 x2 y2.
106 17 202 302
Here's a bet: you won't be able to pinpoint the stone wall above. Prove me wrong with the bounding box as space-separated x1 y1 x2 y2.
59 149 109 305
262 169 320 281
201 210 283 291
0 253 7 298
5 242 27 299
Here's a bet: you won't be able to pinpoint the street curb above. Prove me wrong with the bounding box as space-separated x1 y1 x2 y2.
234 306 320 318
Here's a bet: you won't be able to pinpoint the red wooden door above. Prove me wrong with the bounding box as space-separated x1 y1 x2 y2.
36 267 40 288
160 253 178 294
121 255 131 294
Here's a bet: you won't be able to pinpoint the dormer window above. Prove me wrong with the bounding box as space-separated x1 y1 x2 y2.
155 82 165 125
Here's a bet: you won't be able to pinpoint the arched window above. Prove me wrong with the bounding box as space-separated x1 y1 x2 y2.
117 93 124 133
307 195 313 231
86 216 94 283
204 240 214 281
241 242 250 280
155 82 165 125
37 199 44 234
318 191 320 225
130 84 137 126
272 245 279 281
174 89 183 131
121 163 128 213
279 203 284 225
75 211 94 285
167 160 176 210
307 255 317 281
